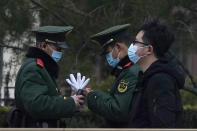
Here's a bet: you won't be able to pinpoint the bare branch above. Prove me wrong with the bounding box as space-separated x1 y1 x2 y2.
75 40 89 65
88 5 106 16
176 20 195 40
30 0 70 25
184 6 197 14
0 43 25 51
60 1 88 17
169 51 197 88
183 86 197 95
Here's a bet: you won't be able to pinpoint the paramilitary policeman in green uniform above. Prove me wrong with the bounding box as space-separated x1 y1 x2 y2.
13 26 85 128
83 24 140 127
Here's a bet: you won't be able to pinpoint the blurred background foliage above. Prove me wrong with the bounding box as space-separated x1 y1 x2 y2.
1 0 197 128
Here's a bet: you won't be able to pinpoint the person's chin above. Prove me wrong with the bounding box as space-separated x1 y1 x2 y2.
136 59 143 65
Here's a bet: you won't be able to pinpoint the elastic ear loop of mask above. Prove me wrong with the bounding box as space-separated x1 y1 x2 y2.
137 45 149 58
47 44 53 51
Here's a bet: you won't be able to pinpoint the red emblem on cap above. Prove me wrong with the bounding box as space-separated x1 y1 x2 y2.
37 58 44 68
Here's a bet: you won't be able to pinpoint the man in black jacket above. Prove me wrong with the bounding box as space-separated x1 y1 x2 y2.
127 19 185 128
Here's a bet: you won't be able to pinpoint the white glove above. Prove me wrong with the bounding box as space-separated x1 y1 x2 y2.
65 78 77 91
65 74 78 91
77 72 90 89
81 78 90 89
65 73 90 91
77 72 83 88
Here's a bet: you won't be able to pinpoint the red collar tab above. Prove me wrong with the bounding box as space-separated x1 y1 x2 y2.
123 62 132 68
37 58 44 68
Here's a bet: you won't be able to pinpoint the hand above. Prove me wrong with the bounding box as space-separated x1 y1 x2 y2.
83 88 92 97
71 95 85 110
71 90 76 96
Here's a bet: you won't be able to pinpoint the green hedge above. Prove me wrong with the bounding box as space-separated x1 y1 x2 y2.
1 106 197 128
65 110 107 128
183 105 197 128
0 106 11 127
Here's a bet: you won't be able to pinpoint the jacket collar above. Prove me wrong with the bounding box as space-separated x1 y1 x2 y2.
111 55 133 77
26 47 59 79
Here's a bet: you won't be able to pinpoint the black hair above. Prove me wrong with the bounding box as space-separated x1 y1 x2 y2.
114 29 133 47
101 29 133 55
139 18 174 58
115 34 133 47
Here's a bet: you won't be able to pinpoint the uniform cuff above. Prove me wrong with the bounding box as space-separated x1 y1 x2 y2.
62 96 77 117
87 90 105 111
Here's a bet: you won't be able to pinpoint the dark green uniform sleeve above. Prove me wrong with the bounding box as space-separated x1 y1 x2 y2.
87 65 139 122
19 66 76 119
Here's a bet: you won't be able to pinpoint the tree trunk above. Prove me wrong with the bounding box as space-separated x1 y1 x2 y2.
0 47 3 105
94 55 102 80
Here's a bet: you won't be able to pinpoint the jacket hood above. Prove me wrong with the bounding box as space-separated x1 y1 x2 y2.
144 56 185 89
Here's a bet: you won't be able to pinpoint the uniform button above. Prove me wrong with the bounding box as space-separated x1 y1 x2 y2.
94 96 97 99
64 96 67 100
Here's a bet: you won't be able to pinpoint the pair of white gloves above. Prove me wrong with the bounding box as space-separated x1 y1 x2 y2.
65 72 90 95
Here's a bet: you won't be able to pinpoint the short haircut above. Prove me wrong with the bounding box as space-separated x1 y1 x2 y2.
103 32 133 52
139 18 174 58
115 33 133 47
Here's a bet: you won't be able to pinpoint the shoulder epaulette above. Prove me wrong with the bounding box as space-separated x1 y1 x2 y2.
37 58 44 68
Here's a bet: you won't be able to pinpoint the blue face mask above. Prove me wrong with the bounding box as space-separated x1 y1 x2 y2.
106 48 120 67
128 44 147 64
48 45 62 62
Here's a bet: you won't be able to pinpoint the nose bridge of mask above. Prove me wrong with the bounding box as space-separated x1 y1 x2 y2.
130 44 139 54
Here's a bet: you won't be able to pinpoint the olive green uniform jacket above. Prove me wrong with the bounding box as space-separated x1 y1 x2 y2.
87 56 140 127
15 47 76 121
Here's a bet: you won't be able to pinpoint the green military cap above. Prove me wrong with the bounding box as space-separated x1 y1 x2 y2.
32 26 73 49
90 24 130 55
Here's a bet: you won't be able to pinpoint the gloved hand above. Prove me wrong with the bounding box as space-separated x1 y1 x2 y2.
65 74 78 91
65 73 90 95
77 72 90 89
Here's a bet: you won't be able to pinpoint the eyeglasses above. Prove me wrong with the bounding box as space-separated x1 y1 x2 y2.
132 40 148 45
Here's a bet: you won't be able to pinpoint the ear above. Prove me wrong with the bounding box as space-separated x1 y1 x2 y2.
146 45 154 55
115 42 122 50
41 42 46 48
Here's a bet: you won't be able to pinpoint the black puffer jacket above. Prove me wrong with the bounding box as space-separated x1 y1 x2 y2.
128 56 185 128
